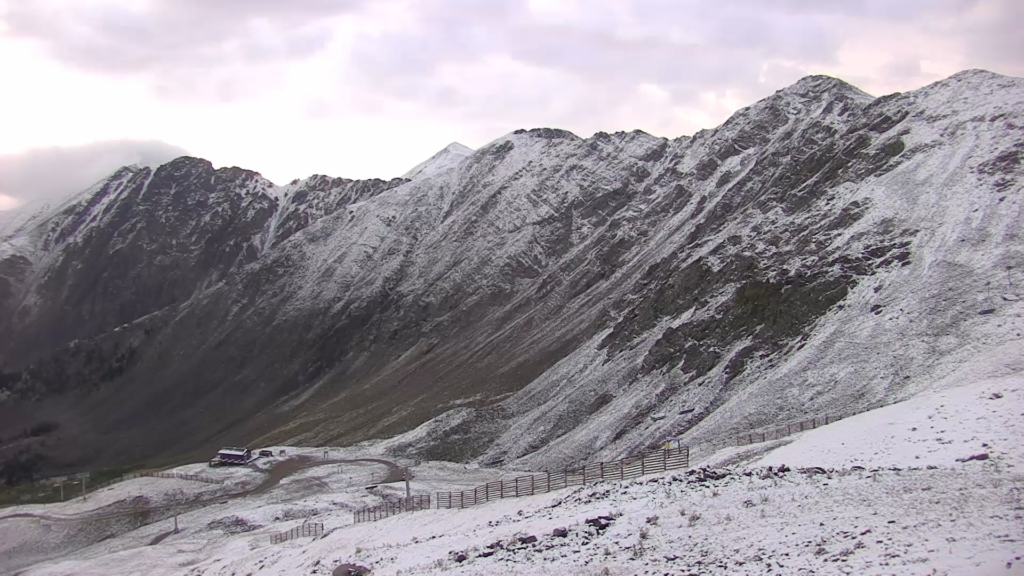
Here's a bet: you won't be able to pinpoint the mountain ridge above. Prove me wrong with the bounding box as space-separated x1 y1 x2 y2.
0 70 1021 476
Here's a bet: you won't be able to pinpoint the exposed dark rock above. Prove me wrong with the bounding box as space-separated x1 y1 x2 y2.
333 564 371 576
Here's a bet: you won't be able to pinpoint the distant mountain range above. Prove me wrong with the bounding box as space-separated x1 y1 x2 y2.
1 69 1021 475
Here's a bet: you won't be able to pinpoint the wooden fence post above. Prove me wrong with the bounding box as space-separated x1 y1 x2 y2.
546 471 551 492
641 456 645 476
600 462 604 480
663 448 668 472
620 460 624 481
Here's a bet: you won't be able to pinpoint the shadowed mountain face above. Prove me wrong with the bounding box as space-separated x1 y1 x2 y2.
1 71 1022 474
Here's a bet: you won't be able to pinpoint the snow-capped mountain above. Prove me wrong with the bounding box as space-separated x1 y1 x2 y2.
402 142 474 181
0 70 1021 475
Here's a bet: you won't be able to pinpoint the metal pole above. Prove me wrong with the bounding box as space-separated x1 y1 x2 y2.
60 482 64 501
81 478 86 500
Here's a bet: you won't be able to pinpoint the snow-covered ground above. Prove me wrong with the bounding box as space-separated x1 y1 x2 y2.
2 372 1022 575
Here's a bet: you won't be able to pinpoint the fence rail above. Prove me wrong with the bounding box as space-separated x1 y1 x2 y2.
436 446 689 510
353 495 432 523
270 522 324 544
81 470 224 497
732 404 880 448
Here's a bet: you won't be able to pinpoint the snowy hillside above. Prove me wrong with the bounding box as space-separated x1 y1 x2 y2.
0 70 1021 478
2 359 1020 575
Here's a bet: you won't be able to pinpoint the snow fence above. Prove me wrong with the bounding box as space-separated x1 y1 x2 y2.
437 445 690 509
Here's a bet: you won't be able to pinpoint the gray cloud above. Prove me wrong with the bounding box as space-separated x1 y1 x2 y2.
0 140 187 211
2 0 361 73
2 0 1021 142
957 0 1024 76
342 0 1007 137
1 0 360 102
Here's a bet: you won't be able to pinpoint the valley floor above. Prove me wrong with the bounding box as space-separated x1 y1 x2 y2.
1 374 1022 575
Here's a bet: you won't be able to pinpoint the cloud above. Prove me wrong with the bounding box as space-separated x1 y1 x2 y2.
1 0 363 102
0 0 1021 182
2 0 359 74
0 195 18 210
339 0 1013 138
0 140 187 211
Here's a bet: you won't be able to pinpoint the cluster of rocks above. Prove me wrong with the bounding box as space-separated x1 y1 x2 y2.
683 467 734 483
205 515 262 535
331 563 371 576
450 514 618 564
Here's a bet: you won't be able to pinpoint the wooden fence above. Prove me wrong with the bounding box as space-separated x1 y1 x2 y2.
733 404 881 448
89 469 223 491
436 445 689 510
353 495 432 523
270 522 324 544
84 470 223 495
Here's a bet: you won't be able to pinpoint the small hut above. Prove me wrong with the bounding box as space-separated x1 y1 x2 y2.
209 447 252 467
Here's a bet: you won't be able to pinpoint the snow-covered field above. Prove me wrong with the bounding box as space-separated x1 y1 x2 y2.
2 372 1022 575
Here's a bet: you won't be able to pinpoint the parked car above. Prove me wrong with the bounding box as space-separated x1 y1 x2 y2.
258 449 273 458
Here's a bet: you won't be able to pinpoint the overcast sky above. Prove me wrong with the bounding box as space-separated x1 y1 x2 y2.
0 0 1021 210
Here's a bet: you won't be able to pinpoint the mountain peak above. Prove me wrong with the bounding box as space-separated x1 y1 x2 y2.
778 74 872 101
442 142 473 154
925 68 1022 92
402 142 474 180
946 68 1006 82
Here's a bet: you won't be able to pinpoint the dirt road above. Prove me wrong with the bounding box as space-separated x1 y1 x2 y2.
0 456 405 524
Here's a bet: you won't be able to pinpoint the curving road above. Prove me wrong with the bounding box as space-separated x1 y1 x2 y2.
0 456 405 525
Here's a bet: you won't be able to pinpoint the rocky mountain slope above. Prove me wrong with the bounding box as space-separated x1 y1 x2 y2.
0 70 1021 475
